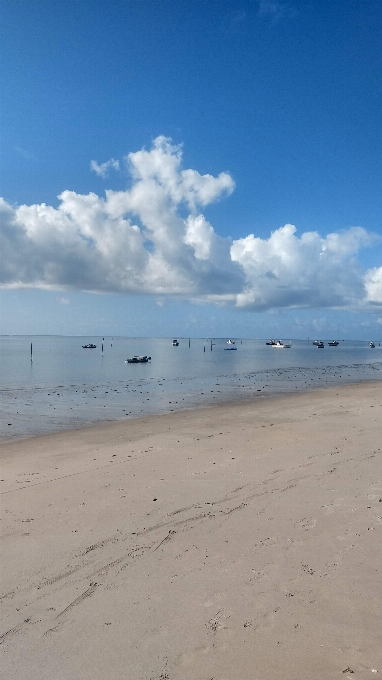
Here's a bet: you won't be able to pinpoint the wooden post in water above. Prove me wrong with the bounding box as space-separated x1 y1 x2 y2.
210 339 212 351
189 338 190 348
30 342 33 362
102 342 104 355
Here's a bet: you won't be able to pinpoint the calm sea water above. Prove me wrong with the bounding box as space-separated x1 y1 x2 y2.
1 335 381 440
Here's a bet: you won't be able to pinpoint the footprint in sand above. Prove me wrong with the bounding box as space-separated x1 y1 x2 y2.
204 591 227 607
294 517 317 530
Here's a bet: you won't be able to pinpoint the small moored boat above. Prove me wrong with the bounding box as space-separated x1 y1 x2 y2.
316 341 325 348
369 341 375 348
328 340 339 346
126 355 151 363
82 343 97 349
271 340 291 348
172 339 179 346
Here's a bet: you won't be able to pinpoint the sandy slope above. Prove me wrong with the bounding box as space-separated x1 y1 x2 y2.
1 382 381 679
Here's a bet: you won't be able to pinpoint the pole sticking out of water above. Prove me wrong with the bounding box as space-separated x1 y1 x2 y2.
30 342 33 362
102 342 104 355
210 339 212 351
189 338 190 348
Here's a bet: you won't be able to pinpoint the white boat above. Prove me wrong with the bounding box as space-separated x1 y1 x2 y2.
172 339 179 346
271 340 291 348
328 340 339 346
224 339 237 350
370 341 375 348
82 343 97 349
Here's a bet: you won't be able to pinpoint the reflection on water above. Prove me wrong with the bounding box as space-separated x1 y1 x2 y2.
1 336 381 439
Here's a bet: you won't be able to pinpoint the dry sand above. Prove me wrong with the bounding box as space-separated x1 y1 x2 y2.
1 381 381 680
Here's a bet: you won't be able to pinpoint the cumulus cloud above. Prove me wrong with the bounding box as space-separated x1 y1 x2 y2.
0 136 380 313
90 158 120 178
230 223 374 310
364 267 382 304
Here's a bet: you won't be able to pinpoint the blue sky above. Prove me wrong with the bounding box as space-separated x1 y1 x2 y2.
1 0 381 338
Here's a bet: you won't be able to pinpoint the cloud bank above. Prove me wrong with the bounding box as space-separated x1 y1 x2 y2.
1 136 381 312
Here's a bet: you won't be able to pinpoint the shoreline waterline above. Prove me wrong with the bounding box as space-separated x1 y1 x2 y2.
1 375 382 445
1 335 381 441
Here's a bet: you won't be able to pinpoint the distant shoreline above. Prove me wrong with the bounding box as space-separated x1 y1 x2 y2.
1 334 381 341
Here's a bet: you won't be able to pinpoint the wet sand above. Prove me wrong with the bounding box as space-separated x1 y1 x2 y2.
2 348 381 442
1 381 381 679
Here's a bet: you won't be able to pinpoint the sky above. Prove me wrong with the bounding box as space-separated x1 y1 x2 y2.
1 0 381 339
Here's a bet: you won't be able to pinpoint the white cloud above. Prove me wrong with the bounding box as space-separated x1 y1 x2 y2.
0 136 380 314
90 158 120 178
364 267 382 304
184 215 215 260
58 297 70 305
230 223 375 310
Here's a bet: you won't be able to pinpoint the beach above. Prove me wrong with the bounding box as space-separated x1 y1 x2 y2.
1 381 381 679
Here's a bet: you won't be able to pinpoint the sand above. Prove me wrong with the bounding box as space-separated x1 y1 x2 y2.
1 381 381 679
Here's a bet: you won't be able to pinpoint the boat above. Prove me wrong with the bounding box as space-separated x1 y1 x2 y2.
82 343 97 349
224 339 237 350
328 340 339 346
125 355 151 363
266 339 279 345
172 339 179 346
312 340 321 346
316 341 325 348
370 341 375 348
271 340 291 348
225 340 237 350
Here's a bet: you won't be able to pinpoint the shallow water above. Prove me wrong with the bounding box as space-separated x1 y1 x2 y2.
1 336 381 440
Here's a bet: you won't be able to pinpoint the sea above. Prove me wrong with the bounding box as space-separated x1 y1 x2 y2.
1 336 381 440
